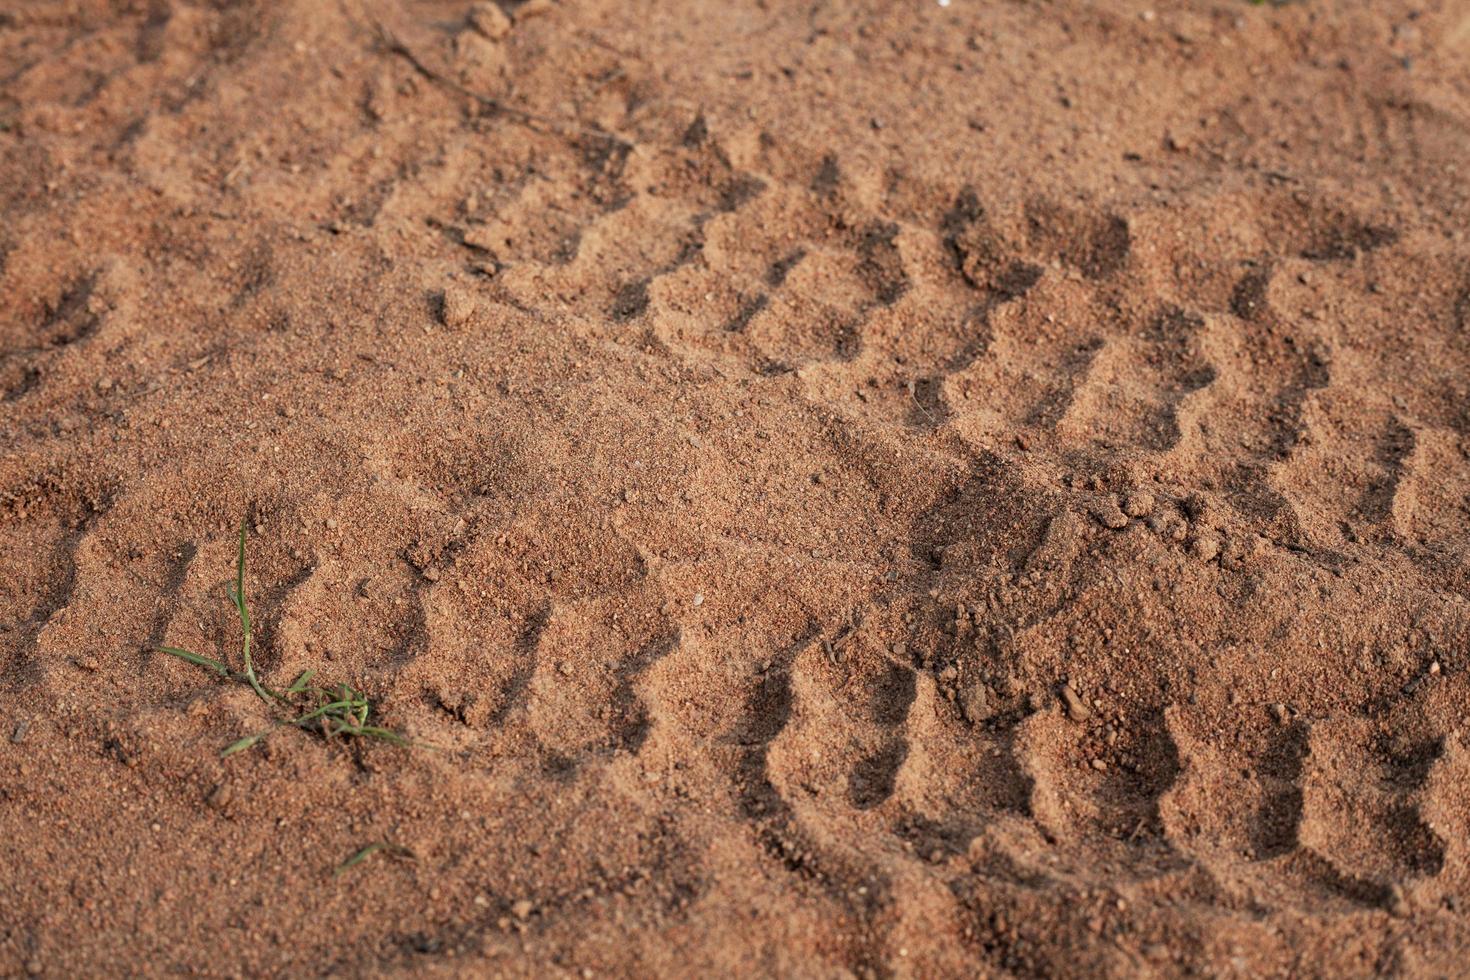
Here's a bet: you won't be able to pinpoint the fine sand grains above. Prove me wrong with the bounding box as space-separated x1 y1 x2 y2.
3 1 1470 977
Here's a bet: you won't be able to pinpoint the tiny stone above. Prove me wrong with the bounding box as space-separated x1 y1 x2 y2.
1191 534 1221 562
1122 490 1155 518
1270 702 1290 724
468 1 512 39
1060 683 1091 722
692 593 704 607
1387 883 1411 917
11 719 30 743
511 899 535 920
1091 758 1108 772
474 894 490 907
960 682 991 724
442 284 476 329
207 783 233 811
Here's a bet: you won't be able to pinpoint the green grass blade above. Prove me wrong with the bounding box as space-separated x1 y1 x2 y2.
231 519 271 704
340 724 411 746
335 842 385 875
241 656 269 703
334 842 413 876
258 680 291 705
153 515 420 757
235 517 248 616
291 699 358 727
221 732 265 757
156 646 229 676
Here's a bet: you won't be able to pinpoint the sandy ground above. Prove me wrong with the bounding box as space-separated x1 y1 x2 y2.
3 0 1470 976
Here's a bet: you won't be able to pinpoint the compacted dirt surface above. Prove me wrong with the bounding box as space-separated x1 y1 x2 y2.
4 0 1470 976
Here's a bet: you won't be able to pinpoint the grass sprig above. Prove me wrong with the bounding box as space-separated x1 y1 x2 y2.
335 842 415 876
227 518 272 703
156 518 413 757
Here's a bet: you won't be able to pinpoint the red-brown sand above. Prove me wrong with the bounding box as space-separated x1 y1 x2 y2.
4 1 1470 976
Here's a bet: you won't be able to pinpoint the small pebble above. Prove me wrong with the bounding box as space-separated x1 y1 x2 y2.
207 783 233 811
692 593 704 607
1387 883 1411 918
959 682 991 724
11 719 30 743
1091 758 1108 772
441 284 476 329
1122 490 1155 518
1191 534 1221 562
511 899 535 920
1060 683 1091 722
1270 702 1290 724
468 1 512 39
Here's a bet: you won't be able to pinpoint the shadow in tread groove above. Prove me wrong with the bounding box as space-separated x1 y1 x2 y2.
730 625 891 974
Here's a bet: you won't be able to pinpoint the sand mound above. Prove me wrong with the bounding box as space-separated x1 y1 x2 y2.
4 1 1470 975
